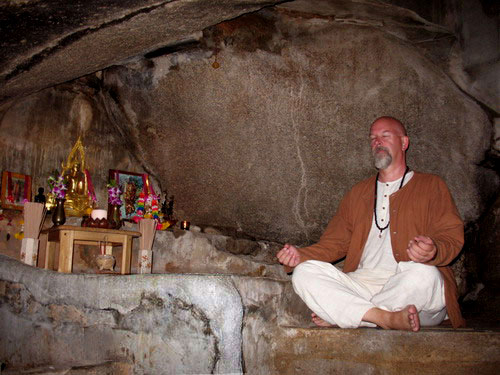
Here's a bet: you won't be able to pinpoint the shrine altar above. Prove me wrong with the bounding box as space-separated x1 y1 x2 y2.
42 225 141 274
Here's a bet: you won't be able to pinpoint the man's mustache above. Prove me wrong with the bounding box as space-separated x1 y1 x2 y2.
373 146 390 155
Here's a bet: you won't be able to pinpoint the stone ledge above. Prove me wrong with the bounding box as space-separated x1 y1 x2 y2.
3 254 498 375
2 361 133 375
0 255 243 374
269 326 500 375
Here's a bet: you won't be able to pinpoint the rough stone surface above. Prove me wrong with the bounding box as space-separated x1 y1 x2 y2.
0 0 284 103
0 1 497 246
0 0 497 332
267 326 500 375
104 9 497 244
152 229 288 279
1 254 499 374
494 118 500 155
1 0 497 115
0 1 498 372
0 255 243 374
2 361 134 375
0 83 147 205
231 274 500 375
459 191 500 330
448 0 500 113
478 193 500 286
0 214 286 278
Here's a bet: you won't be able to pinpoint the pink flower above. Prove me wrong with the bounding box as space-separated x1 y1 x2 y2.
48 175 67 199
107 180 123 206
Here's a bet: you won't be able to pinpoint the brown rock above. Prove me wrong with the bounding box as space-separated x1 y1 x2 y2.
478 192 500 286
226 238 259 255
48 304 88 326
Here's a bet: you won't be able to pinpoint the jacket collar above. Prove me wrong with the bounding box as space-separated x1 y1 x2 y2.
360 171 419 203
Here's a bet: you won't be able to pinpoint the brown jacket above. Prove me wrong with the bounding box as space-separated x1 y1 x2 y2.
292 172 466 328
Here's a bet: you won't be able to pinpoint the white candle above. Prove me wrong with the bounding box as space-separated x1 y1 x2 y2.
91 209 107 220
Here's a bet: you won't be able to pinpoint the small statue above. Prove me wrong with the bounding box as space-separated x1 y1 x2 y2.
159 193 177 230
34 187 46 204
66 162 86 196
161 192 175 220
55 137 94 217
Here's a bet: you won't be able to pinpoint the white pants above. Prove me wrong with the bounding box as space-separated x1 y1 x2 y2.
292 260 447 328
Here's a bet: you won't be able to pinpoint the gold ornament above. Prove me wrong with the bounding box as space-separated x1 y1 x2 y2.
47 137 93 216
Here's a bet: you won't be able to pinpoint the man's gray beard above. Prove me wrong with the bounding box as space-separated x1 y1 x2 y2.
373 150 392 170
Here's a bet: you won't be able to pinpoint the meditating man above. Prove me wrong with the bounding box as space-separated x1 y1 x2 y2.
277 116 465 331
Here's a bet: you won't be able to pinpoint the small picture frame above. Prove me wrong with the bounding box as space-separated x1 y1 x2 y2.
109 170 149 220
1 171 32 210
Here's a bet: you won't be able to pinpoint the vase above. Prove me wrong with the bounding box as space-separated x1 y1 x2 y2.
108 204 122 229
52 198 66 226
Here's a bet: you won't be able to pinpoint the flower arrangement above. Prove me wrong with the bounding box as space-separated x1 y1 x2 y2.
147 195 160 222
47 173 67 199
107 179 123 206
133 192 161 229
133 191 146 221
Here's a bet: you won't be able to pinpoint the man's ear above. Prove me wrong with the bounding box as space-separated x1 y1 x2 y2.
402 136 409 151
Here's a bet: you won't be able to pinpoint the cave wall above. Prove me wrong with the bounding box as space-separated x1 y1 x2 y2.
98 9 497 245
0 1 498 248
0 76 149 209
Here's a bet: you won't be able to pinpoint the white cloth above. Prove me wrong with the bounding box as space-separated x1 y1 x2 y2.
292 260 447 328
359 171 413 272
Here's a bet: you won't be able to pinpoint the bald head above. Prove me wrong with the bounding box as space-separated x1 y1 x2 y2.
369 116 410 174
370 116 407 136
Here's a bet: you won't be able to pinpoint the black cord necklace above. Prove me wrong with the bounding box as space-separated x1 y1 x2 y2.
374 166 409 238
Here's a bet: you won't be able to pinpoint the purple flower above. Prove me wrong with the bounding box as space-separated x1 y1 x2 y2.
48 175 67 199
108 185 123 206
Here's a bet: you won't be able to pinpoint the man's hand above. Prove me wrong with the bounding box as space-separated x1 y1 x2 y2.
277 243 301 268
407 236 437 263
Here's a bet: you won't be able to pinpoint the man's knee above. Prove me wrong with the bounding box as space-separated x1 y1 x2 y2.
291 260 333 292
398 261 443 289
291 260 318 288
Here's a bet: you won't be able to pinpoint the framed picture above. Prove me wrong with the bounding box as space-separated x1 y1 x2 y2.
1 171 32 210
109 170 150 220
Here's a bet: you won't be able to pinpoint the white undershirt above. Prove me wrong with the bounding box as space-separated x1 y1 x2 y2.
357 171 414 275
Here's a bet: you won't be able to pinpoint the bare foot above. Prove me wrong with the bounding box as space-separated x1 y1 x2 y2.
363 305 420 332
386 305 420 331
311 313 337 327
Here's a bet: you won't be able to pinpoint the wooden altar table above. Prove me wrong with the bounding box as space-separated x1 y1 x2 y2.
42 225 141 274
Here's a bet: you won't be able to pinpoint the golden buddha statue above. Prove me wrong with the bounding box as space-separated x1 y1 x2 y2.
47 137 94 216
63 161 90 216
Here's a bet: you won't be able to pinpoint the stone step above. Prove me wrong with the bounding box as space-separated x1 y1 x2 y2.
5 328 498 375
2 361 132 375
271 326 500 375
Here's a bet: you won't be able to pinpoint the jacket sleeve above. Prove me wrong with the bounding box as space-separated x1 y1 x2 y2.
425 177 464 267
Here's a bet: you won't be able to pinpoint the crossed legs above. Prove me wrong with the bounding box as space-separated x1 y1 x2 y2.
292 260 446 331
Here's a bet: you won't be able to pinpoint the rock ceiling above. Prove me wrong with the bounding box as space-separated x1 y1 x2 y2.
1 0 498 112
0 0 285 104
